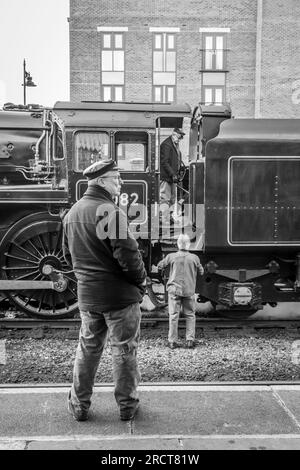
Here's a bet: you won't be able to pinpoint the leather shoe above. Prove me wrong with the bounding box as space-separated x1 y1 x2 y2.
186 340 195 349
120 404 139 421
168 342 178 349
67 391 89 421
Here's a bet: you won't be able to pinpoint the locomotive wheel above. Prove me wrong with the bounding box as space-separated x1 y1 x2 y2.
146 277 168 308
0 212 78 319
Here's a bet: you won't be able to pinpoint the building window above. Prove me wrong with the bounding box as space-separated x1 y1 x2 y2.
202 86 225 105
200 31 228 105
101 32 125 101
152 32 176 103
102 85 124 102
202 33 227 71
153 85 175 103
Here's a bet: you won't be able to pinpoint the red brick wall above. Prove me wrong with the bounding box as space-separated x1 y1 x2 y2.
69 0 300 118
260 0 300 118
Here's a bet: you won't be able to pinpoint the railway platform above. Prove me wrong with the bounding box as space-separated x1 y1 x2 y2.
0 383 300 451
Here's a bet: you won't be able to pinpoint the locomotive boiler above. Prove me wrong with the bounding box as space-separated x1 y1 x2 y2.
0 100 300 319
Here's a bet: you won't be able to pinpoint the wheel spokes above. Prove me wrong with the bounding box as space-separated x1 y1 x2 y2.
51 231 61 256
4 253 38 265
12 269 40 280
3 220 78 317
27 238 44 258
37 234 48 256
11 241 40 261
2 265 38 271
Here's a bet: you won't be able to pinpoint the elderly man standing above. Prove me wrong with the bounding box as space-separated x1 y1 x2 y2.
158 234 204 349
160 127 185 224
63 160 147 422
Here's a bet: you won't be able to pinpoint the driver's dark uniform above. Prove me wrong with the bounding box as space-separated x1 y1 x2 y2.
160 136 182 211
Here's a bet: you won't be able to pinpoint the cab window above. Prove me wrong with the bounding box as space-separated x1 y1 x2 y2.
115 131 148 172
74 132 109 172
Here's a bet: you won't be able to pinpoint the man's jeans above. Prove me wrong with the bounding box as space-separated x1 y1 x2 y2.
70 303 141 412
168 293 195 342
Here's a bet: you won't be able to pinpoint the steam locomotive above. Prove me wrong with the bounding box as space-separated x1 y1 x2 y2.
1 100 300 319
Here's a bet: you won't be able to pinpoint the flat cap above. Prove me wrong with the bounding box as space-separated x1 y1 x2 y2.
83 159 119 180
173 127 185 136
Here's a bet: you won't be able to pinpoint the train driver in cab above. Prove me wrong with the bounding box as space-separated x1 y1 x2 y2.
159 127 185 224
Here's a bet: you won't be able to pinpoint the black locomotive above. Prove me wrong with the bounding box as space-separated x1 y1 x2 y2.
1 100 300 319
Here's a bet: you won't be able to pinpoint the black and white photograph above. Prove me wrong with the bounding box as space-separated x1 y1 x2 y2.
0 0 300 456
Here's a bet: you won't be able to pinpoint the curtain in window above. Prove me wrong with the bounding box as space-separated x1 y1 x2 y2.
75 133 109 171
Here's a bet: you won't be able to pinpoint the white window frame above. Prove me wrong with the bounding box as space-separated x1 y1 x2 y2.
153 85 176 103
151 29 179 103
200 28 230 106
102 85 124 102
99 28 126 102
202 32 227 71
202 86 225 105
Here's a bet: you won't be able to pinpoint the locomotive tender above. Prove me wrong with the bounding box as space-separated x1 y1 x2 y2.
1 100 300 319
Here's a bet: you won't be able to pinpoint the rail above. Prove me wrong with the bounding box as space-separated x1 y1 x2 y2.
1 317 300 331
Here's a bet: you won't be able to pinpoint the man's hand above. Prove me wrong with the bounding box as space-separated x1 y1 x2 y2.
172 175 178 183
199 265 204 275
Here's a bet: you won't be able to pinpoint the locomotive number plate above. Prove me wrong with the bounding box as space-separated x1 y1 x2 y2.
76 179 147 225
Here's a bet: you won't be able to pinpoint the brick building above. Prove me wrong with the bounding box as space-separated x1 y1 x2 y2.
69 0 300 118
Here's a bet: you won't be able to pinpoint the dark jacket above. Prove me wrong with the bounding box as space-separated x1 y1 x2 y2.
160 136 182 183
63 185 147 312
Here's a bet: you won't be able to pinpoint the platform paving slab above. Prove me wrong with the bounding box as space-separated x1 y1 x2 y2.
132 389 299 435
3 435 300 450
27 437 182 450
271 387 300 425
0 385 300 450
0 389 129 438
0 441 27 450
182 435 300 450
24 436 300 450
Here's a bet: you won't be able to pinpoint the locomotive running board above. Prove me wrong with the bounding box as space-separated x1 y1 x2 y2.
0 280 55 290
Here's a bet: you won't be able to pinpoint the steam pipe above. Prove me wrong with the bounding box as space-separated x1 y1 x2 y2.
34 109 51 164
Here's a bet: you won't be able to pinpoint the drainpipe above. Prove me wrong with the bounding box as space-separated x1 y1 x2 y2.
255 0 263 118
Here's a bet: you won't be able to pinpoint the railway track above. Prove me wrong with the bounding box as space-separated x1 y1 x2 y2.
1 316 300 333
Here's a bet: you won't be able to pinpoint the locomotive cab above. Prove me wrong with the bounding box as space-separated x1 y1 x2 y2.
52 101 193 238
